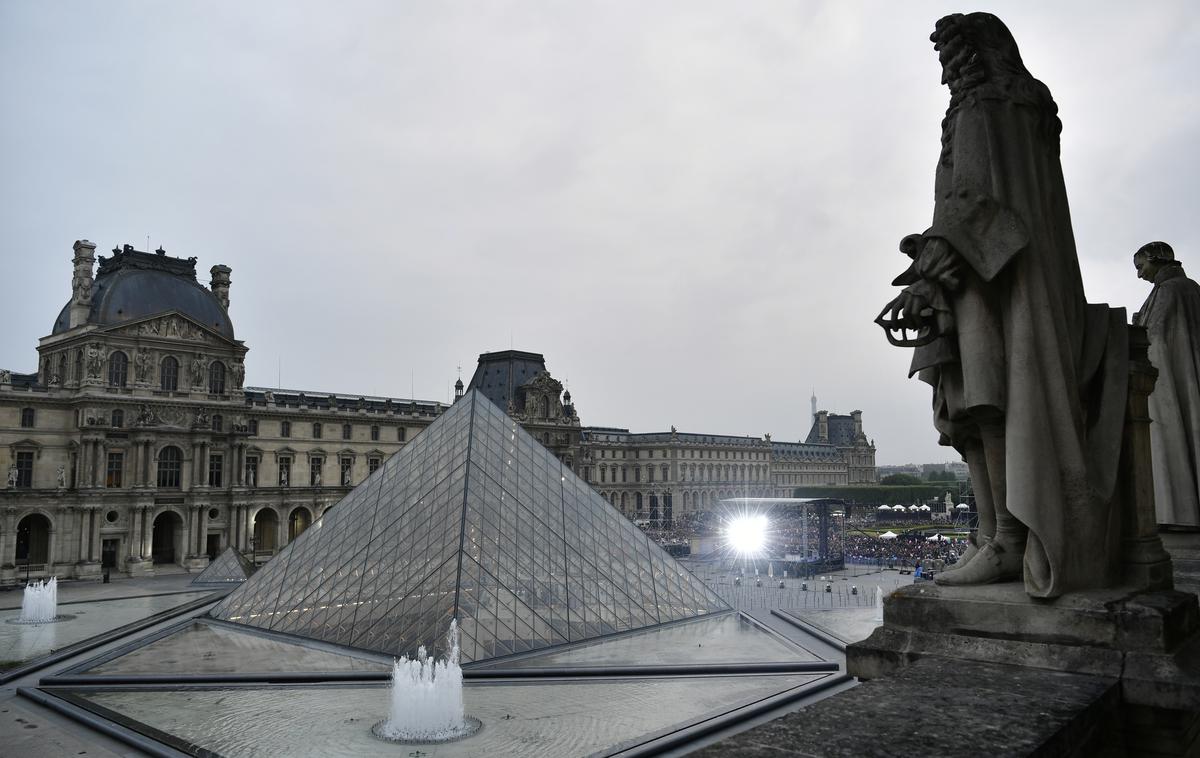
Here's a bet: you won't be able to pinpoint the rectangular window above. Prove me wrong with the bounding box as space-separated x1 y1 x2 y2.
279 457 291 487
368 457 381 475
397 427 406 442
340 456 353 486
281 421 291 437
20 408 35 428
621 467 627 483
310 457 323 486
635 467 641 483
14 452 33 488
342 424 351 440
248 419 258 435
313 423 322 439
370 426 380 441
245 456 259 487
106 452 123 488
648 466 654 483
208 453 224 487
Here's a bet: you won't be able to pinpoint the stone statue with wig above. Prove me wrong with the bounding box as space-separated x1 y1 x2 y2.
876 13 1129 598
1133 241 1200 529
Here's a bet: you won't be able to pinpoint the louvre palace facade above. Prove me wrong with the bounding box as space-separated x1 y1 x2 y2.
0 241 875 583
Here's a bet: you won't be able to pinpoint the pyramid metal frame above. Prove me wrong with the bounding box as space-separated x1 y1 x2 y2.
190 546 255 585
210 390 729 663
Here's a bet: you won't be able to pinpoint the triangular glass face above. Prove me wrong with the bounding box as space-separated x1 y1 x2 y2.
191 546 254 584
210 391 729 663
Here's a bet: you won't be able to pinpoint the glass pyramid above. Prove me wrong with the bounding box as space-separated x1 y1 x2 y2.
210 390 729 663
191 546 255 585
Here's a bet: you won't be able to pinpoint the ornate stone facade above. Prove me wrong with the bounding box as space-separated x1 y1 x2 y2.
1 242 875 582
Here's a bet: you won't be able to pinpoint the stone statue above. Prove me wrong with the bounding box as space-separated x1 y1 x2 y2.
6 464 16 487
86 345 103 378
280 467 289 487
313 469 321 486
876 13 1128 598
1133 241 1200 528
190 353 206 387
134 350 151 383
232 360 245 389
0 368 10 385
57 465 66 489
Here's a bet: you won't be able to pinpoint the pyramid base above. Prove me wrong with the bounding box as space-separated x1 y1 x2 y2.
370 715 482 744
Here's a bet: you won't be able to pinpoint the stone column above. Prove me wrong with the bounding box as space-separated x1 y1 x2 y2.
181 447 193 491
94 441 106 489
275 511 285 554
47 527 57 569
89 507 101 562
128 507 142 561
1120 325 1173 590
141 506 152 557
197 443 209 488
78 441 91 488
179 509 191 564
197 507 209 556
77 508 89 562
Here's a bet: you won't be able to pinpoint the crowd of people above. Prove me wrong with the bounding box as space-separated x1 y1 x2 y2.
632 509 968 570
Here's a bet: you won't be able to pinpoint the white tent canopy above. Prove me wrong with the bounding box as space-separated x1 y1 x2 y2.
955 503 970 510
908 505 920 511
877 504 891 510
919 504 932 511
879 531 898 540
926 533 946 542
891 505 907 511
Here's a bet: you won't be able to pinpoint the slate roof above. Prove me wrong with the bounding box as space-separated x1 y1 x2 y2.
466 350 550 411
804 414 861 446
53 246 234 339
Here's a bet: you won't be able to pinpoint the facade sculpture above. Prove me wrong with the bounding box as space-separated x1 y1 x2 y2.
877 13 1128 598
1133 241 1200 529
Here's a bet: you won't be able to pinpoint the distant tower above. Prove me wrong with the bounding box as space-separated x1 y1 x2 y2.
811 390 817 427
454 366 464 402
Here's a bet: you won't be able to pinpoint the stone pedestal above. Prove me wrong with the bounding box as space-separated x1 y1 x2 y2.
73 560 103 580
183 554 210 572
125 557 154 577
848 582 1200 755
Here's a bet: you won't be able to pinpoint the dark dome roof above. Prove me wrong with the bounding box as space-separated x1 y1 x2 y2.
52 248 234 339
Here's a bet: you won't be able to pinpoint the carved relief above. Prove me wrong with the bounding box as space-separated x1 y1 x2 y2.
85 344 103 378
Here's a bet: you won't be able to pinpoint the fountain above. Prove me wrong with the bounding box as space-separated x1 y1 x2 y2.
372 620 482 744
874 585 884 622
17 576 60 624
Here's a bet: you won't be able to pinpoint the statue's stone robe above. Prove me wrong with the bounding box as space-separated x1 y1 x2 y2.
910 82 1128 598
1135 265 1200 527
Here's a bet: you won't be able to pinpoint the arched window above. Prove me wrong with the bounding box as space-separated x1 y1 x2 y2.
108 351 128 387
208 361 226 394
111 409 124 428
56 354 67 384
161 356 179 391
157 446 183 488
20 408 35 428
312 422 322 439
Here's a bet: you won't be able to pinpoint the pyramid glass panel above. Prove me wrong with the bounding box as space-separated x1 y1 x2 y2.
210 390 729 663
191 546 255 585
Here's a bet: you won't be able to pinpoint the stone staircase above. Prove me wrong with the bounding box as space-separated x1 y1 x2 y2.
1160 531 1200 598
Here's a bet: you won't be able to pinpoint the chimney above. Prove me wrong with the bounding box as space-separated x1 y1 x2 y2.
69 240 96 328
210 265 231 310
816 410 829 443
851 410 863 438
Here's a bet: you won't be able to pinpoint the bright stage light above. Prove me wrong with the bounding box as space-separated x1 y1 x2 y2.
725 514 769 556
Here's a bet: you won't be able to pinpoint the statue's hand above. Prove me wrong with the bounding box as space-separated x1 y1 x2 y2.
916 237 962 290
875 287 938 347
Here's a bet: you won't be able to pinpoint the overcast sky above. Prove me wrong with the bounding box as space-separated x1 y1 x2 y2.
2 2 1197 465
